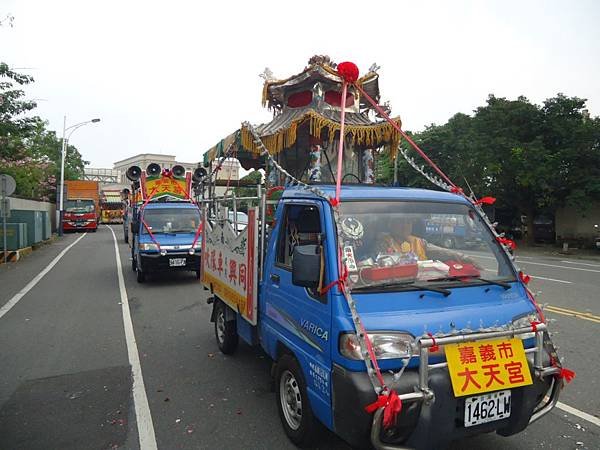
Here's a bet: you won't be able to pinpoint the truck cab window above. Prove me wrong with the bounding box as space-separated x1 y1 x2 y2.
276 204 321 269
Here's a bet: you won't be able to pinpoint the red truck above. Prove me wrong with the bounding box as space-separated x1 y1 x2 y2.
63 180 99 232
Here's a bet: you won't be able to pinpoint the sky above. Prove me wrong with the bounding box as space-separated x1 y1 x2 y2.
2 0 599 169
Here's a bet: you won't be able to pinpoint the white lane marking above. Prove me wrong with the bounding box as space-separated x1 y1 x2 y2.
0 233 87 320
108 226 158 450
560 260 600 268
471 253 600 273
465 254 496 260
556 401 600 428
481 266 570 283
530 276 572 284
517 260 600 273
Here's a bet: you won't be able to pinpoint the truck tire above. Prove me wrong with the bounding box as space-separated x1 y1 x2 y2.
136 257 145 283
275 354 319 447
214 301 238 354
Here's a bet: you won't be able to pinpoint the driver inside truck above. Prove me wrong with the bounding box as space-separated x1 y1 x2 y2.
376 216 478 264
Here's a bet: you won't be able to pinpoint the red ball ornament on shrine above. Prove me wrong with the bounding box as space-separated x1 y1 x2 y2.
337 61 359 83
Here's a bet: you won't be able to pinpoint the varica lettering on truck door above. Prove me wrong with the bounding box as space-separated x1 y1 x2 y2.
202 208 258 324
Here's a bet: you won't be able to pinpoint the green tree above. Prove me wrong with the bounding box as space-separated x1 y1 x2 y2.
233 169 263 212
0 63 87 201
391 94 600 243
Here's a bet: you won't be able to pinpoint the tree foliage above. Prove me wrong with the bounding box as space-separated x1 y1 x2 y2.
386 94 600 239
233 169 263 212
0 63 87 201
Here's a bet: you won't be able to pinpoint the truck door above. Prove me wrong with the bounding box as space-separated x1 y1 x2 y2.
263 200 333 427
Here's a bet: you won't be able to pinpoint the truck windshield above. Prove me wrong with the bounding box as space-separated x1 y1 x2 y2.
65 199 94 213
338 201 515 290
142 208 201 234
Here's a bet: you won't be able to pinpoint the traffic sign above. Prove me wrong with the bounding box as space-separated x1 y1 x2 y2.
0 174 16 196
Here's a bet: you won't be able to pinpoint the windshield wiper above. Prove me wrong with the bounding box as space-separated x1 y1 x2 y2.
426 275 511 290
354 281 451 296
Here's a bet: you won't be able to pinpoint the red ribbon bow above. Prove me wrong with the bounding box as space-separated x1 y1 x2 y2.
364 390 402 429
558 368 576 384
497 236 517 250
427 332 440 352
474 196 496 206
519 271 531 285
529 320 542 332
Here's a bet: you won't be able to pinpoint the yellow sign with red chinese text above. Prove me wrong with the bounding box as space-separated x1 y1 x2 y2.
142 174 190 201
445 338 532 397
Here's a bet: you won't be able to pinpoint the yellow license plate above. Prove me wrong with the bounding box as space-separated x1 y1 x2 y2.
445 338 532 397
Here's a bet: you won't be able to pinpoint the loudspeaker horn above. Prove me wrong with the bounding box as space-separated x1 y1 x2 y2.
126 166 142 181
172 165 186 178
192 167 207 183
146 163 161 176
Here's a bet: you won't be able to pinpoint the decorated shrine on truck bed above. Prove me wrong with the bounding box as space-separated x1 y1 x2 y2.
203 55 402 185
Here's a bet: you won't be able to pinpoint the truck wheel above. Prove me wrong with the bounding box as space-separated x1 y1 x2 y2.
214 301 238 354
195 269 201 280
136 257 145 283
132 255 137 272
275 354 319 447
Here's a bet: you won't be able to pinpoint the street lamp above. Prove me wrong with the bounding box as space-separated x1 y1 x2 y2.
58 116 101 236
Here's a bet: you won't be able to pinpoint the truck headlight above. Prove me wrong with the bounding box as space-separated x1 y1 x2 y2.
193 240 202 249
512 313 540 340
339 332 414 360
139 243 159 251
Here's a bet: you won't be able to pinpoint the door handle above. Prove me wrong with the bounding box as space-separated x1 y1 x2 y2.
270 273 280 283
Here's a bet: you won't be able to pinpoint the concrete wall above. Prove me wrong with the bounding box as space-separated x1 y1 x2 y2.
555 202 600 242
8 197 57 232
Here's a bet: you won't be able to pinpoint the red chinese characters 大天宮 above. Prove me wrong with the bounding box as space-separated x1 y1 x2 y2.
458 367 481 392
481 363 504 388
504 361 525 383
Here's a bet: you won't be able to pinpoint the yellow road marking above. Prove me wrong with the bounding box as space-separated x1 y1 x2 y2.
545 305 600 324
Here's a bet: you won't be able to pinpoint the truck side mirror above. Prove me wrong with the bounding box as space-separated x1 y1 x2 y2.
292 245 321 288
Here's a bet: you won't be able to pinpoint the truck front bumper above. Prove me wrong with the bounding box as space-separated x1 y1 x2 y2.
332 325 562 449
138 251 200 273
63 221 97 231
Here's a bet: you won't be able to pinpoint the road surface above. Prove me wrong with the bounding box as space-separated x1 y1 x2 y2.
0 227 598 449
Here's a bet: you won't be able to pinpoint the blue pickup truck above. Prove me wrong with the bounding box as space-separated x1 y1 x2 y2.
131 202 202 282
204 185 563 449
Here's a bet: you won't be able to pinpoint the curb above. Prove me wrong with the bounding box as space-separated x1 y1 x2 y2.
0 235 57 264
0 246 33 264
